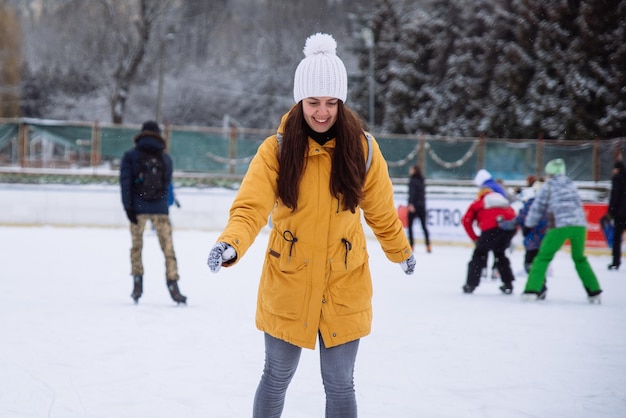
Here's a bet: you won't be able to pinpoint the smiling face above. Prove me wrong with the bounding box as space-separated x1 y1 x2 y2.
302 97 339 133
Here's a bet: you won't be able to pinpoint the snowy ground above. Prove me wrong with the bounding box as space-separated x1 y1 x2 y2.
1 225 625 418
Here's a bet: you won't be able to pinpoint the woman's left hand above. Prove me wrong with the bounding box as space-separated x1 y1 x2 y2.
399 254 416 275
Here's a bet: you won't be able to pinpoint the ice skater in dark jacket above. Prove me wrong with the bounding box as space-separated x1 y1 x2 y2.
407 164 431 253
119 120 186 304
607 160 626 270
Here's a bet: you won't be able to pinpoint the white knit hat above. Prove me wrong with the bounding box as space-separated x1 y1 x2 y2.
293 33 348 103
473 169 492 187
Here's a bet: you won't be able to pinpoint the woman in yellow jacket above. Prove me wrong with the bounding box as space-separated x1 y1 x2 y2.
207 33 415 418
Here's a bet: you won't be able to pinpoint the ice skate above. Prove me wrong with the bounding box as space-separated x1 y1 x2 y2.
166 279 187 304
462 284 476 294
521 286 547 301
588 294 602 304
131 275 143 303
587 290 602 304
499 282 513 294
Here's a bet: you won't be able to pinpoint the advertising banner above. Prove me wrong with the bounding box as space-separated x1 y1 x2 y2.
583 203 610 248
396 197 472 244
396 198 611 251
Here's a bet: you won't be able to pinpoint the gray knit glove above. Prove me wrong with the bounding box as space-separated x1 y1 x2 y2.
399 254 416 275
207 242 237 273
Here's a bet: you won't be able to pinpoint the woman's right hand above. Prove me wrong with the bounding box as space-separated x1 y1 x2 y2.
207 242 237 273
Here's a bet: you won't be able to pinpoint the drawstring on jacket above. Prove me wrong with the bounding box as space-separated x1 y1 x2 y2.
341 238 352 269
282 230 298 262
281 231 352 269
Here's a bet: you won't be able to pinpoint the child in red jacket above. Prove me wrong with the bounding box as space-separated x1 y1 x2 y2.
462 187 517 294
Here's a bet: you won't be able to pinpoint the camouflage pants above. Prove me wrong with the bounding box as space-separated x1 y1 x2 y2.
129 214 179 280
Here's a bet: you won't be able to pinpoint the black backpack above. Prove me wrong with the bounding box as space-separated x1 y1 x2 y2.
135 151 167 201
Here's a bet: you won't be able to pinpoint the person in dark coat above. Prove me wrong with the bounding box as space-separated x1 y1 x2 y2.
119 120 186 304
407 164 431 253
608 160 626 270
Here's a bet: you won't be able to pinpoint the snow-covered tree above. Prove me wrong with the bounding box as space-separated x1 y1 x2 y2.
372 0 502 136
576 0 626 138
15 0 370 128
503 0 626 139
361 0 626 139
350 0 410 131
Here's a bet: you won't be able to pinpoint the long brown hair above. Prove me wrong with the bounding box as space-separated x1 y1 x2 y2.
277 102 366 213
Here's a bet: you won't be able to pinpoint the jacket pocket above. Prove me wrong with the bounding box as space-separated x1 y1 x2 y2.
328 248 372 316
260 248 309 319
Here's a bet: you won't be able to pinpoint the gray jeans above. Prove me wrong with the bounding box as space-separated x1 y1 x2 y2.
253 332 359 418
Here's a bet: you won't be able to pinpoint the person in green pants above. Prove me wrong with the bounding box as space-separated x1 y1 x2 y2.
521 158 603 303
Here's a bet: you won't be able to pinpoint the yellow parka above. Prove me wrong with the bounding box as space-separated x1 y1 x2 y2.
217 115 411 349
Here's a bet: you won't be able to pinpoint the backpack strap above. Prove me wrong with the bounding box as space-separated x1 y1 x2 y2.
363 132 373 173
276 131 373 173
276 132 283 150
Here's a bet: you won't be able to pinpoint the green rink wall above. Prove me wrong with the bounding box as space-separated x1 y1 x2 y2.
0 118 623 182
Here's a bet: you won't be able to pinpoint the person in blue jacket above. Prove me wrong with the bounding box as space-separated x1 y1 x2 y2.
515 179 548 274
119 121 186 304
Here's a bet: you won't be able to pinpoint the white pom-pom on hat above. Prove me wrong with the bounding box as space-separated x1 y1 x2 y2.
303 32 337 56
293 33 347 103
